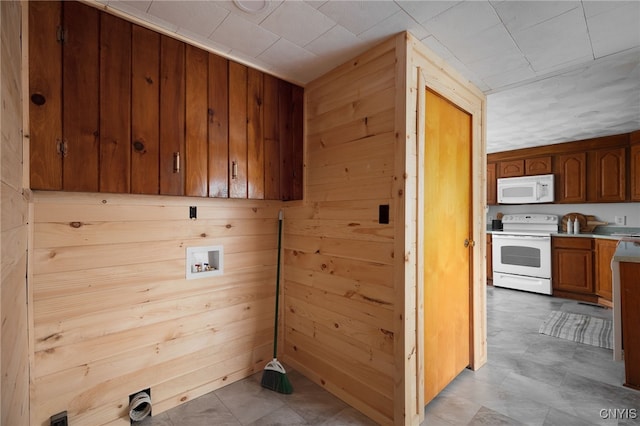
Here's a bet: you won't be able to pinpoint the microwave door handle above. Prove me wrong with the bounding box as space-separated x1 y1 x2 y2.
535 182 540 200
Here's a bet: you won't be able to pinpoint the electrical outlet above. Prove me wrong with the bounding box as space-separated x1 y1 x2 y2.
614 216 626 225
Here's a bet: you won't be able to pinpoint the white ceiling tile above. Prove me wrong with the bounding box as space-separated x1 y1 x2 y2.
305 1 329 10
481 64 537 92
305 25 370 65
586 2 640 58
443 23 519 65
357 10 430 44
210 13 279 58
424 1 501 39
109 1 152 14
511 7 592 71
257 37 318 72
261 1 336 47
147 1 228 39
395 1 461 25
213 0 283 24
317 1 400 35
493 1 580 33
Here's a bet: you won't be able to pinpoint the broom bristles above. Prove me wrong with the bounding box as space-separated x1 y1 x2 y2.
261 359 293 394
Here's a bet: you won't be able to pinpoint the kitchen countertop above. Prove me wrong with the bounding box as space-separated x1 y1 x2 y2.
612 239 640 263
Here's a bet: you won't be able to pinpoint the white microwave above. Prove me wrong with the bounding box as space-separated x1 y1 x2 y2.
497 174 554 204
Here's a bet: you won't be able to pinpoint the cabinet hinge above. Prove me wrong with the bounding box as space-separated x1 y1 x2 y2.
56 139 68 157
56 26 66 43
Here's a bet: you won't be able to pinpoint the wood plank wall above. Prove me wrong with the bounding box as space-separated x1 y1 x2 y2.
1 1 30 425
283 37 398 425
30 192 282 425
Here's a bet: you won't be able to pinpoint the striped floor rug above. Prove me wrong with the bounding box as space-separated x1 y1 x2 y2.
538 311 613 349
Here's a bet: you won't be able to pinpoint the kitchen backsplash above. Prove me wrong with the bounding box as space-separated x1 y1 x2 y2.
488 202 640 227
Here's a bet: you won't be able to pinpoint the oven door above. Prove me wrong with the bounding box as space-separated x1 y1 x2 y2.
492 234 551 279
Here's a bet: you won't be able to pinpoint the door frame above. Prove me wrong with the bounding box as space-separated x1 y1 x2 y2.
414 69 487 419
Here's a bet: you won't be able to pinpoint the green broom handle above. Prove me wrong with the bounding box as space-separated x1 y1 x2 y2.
273 210 283 359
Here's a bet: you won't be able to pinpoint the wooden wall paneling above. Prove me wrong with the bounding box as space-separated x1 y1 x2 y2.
247 68 265 199
28 0 62 190
159 35 186 196
62 1 99 192
29 193 282 425
131 25 160 194
207 53 229 198
185 45 208 197
99 12 131 193
283 35 399 425
228 62 248 198
3 2 29 424
279 80 294 201
291 84 304 200
263 74 280 200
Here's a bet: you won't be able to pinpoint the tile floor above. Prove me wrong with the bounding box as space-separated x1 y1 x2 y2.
138 286 640 425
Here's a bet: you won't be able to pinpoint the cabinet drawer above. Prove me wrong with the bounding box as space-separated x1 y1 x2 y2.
552 236 593 250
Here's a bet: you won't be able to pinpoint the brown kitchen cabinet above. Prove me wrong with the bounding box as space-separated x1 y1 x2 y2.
552 237 595 301
588 147 625 202
28 1 303 201
554 152 587 203
594 239 617 305
497 160 524 178
487 162 497 205
631 140 640 201
525 156 552 175
620 261 640 390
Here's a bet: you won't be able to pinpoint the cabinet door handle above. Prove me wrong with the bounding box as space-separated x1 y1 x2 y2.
232 161 238 179
173 152 180 173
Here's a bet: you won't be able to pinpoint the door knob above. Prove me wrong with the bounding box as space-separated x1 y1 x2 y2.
464 239 475 248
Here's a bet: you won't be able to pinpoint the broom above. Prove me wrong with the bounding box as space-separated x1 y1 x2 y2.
261 210 293 394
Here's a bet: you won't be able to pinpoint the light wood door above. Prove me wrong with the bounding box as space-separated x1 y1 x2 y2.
423 88 472 404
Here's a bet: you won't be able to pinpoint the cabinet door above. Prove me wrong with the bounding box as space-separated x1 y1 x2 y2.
99 13 131 193
263 74 280 200
159 36 186 196
247 68 265 199
208 53 229 198
487 162 497 205
29 1 62 190
131 26 160 194
229 62 248 198
63 1 100 192
595 239 617 301
497 160 524 178
291 84 304 200
553 246 593 294
554 152 586 203
185 44 208 197
525 156 552 175
631 142 640 201
279 80 294 201
591 147 625 202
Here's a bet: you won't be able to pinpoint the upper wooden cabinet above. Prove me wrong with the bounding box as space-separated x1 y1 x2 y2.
28 1 303 201
487 162 497 205
497 160 524 178
525 156 552 175
488 132 637 204
588 147 625 202
554 152 586 203
629 130 640 201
